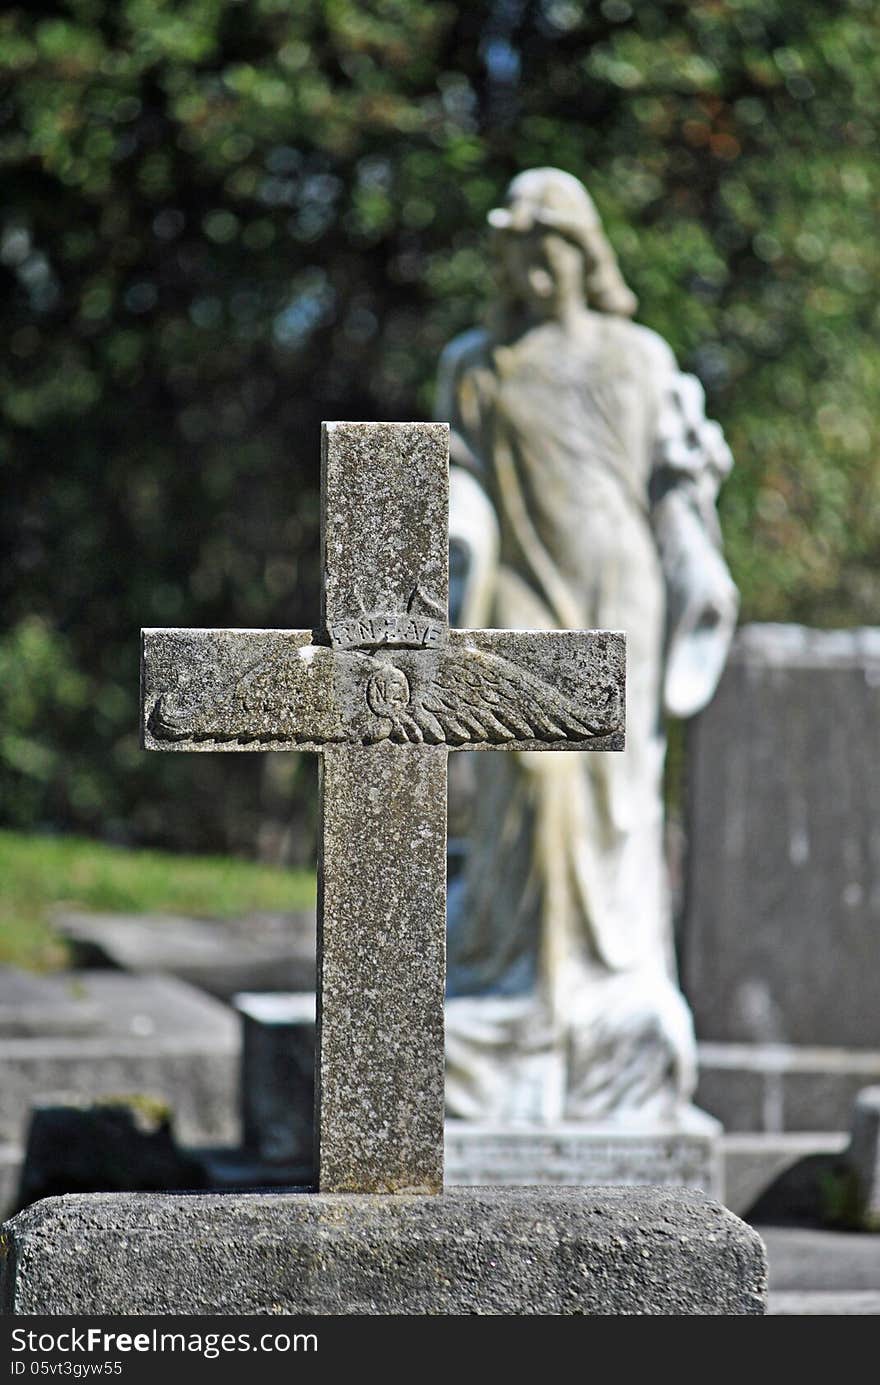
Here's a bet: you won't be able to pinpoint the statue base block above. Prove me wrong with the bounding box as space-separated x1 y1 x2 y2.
445 1108 723 1199
1 1186 764 1315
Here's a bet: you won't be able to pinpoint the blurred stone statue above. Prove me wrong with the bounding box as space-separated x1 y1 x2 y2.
439 168 738 1126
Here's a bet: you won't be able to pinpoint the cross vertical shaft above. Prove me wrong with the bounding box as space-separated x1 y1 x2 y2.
317 422 450 1193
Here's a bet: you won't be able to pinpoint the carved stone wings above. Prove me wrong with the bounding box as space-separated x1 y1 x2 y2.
147 640 621 750
379 646 613 745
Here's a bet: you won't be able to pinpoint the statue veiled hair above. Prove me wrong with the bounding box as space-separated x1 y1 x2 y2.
487 167 638 324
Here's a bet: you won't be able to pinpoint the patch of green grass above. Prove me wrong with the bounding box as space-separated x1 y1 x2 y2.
0 830 316 971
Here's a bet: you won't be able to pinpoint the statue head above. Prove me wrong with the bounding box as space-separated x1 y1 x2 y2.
487 167 637 320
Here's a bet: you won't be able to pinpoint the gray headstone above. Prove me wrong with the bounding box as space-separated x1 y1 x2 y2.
684 624 880 1049
0 1187 767 1315
319 421 449 1194
140 420 625 1195
319 741 447 1193
722 1131 848 1218
0 972 239 1147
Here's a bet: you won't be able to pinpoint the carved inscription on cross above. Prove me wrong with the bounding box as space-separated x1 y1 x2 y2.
141 422 625 1194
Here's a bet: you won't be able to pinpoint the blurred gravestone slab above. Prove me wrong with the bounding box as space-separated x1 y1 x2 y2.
756 1225 880 1316
0 968 102 1037
235 991 315 1167
0 971 239 1148
55 907 316 1000
684 624 880 1050
444 1111 722 1196
697 1041 880 1133
768 1293 880 1316
721 1131 849 1220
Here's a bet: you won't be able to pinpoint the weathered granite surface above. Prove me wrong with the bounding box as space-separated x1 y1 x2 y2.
321 422 450 657
0 1188 767 1315
684 623 880 1049
316 422 449 1195
0 972 239 1147
319 742 447 1193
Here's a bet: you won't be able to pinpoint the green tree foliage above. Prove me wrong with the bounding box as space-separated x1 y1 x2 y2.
2 0 878 850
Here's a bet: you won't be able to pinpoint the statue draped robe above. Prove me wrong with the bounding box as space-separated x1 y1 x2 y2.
439 312 738 1125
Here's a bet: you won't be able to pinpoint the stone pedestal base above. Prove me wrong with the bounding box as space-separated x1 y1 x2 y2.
0 1187 766 1315
444 1108 723 1199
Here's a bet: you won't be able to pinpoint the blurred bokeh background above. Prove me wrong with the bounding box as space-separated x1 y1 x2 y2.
2 1 879 911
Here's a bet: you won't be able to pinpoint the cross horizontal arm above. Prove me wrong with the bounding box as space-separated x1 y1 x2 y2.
141 627 625 754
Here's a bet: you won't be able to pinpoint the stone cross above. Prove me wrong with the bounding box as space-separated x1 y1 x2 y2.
141 422 625 1195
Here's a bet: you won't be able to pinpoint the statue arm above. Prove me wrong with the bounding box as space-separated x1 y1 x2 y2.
436 330 500 628
436 329 493 477
650 367 740 719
